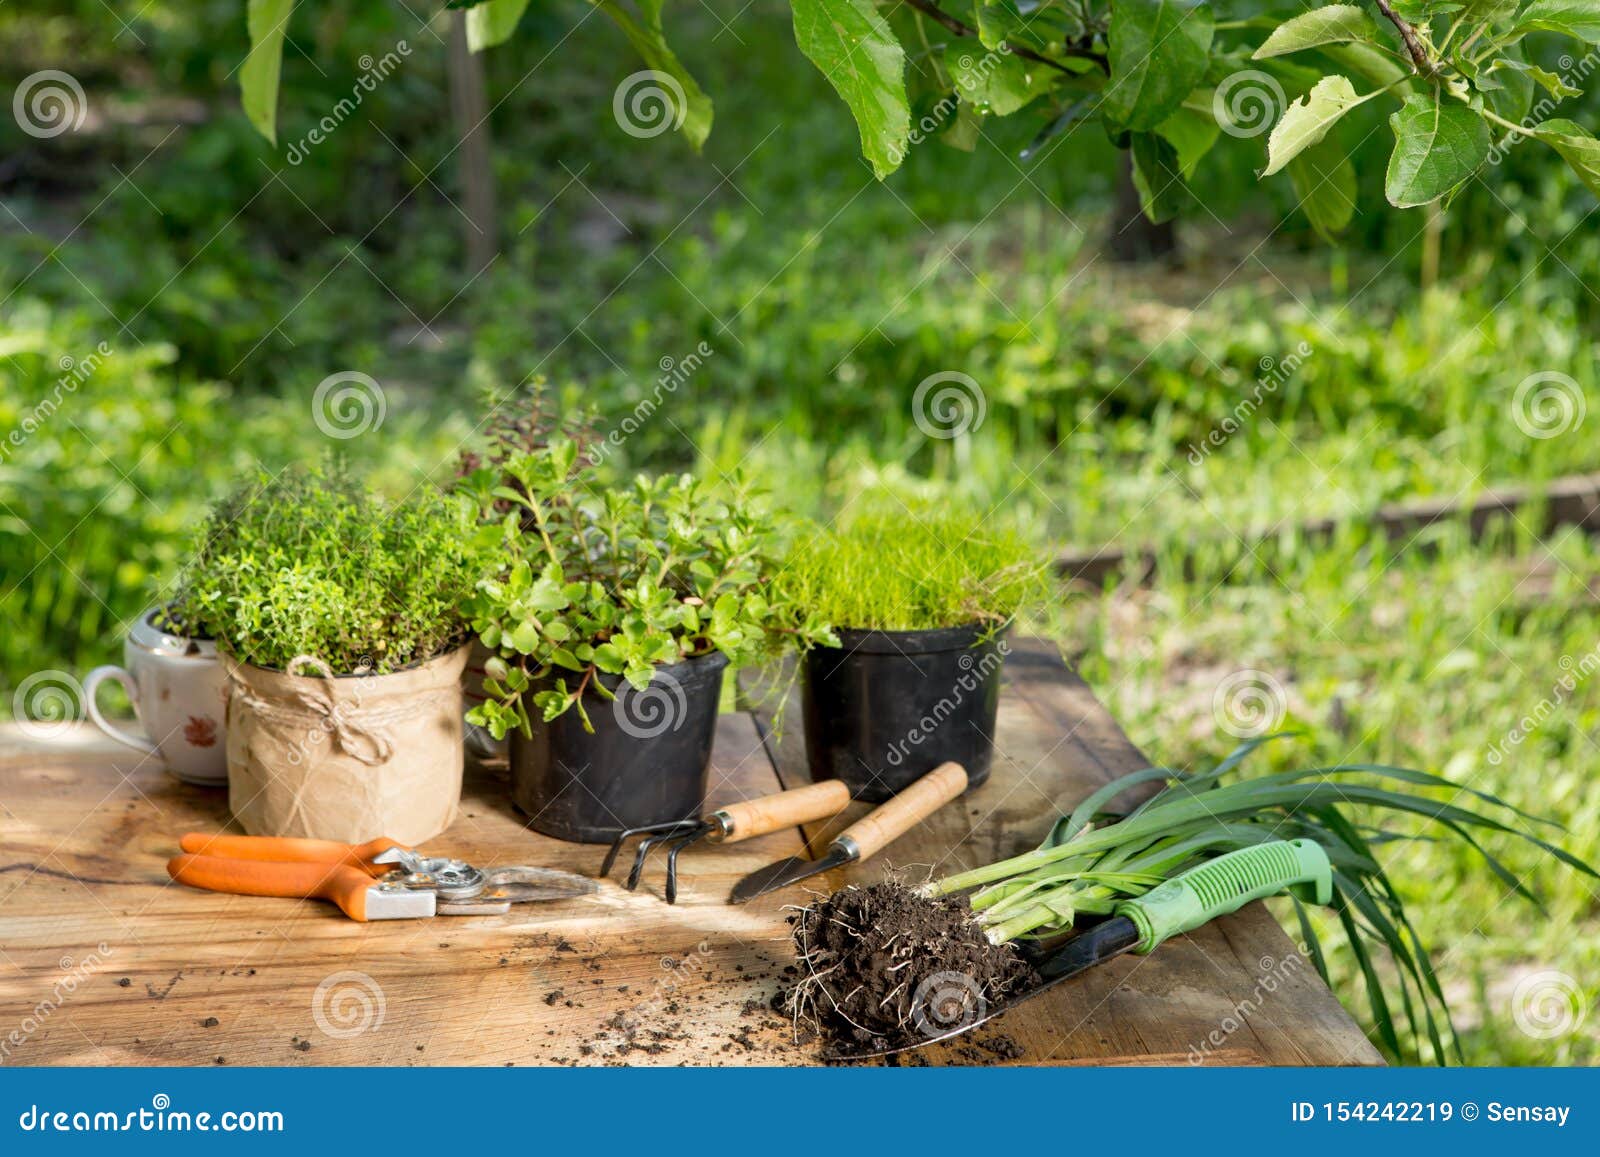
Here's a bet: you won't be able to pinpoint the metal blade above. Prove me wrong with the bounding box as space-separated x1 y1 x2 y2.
729 845 853 904
825 915 1143 1061
435 878 594 914
480 867 598 900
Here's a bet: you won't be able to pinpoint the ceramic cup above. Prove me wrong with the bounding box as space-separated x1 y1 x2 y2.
83 607 228 785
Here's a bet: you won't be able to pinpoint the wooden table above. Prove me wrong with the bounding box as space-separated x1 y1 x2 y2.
0 639 1380 1067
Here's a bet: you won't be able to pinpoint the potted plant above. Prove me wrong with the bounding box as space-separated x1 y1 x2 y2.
83 597 228 786
175 462 486 844
463 436 831 843
778 507 1047 802
454 388 597 764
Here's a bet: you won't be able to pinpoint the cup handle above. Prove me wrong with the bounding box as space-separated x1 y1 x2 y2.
83 665 160 756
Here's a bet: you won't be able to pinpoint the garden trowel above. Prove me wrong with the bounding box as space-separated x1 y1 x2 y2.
729 762 969 903
831 837 1333 1060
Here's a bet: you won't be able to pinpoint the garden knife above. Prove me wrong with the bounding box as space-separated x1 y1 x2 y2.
833 837 1333 1059
729 761 969 904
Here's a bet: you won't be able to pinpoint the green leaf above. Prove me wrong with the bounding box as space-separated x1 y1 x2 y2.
593 642 626 673
946 44 1055 116
1103 0 1215 132
466 0 533 51
1318 42 1410 87
975 2 1030 50
1510 60 1583 98
1481 57 1535 122
1263 75 1371 177
509 620 541 653
1535 117 1600 197
1514 0 1600 41
1384 92 1491 206
598 0 714 151
944 100 982 151
1287 139 1357 237
790 0 911 178
1253 5 1380 59
1156 104 1221 179
240 0 293 144
1129 133 1186 223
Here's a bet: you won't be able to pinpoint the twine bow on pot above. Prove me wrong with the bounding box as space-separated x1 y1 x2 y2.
228 654 396 767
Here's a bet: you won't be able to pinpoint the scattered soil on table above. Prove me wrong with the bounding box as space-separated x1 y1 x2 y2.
777 881 1037 1059
145 971 183 1000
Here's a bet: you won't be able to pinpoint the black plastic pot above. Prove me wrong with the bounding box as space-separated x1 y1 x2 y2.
801 622 1007 802
509 651 729 843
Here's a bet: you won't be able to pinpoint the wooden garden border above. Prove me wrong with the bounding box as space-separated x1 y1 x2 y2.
1057 471 1600 586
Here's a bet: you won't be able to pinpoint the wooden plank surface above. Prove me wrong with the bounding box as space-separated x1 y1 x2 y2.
0 642 1380 1067
0 714 816 1067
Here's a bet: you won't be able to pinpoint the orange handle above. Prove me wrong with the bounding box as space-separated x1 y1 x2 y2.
711 780 852 844
178 833 407 876
837 762 969 862
167 853 377 921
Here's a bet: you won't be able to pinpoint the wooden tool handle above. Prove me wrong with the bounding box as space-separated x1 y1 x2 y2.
178 833 406 876
712 780 852 844
837 762 969 862
167 854 376 921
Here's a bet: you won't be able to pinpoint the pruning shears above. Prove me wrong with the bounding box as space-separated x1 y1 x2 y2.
167 833 597 921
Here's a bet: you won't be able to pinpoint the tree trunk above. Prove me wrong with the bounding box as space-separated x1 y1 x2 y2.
1107 149 1176 263
448 12 498 278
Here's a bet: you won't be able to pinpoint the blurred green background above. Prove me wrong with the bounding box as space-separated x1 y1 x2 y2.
2 1 1597 1063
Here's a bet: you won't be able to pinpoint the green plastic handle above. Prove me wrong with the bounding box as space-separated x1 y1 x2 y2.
1114 839 1332 954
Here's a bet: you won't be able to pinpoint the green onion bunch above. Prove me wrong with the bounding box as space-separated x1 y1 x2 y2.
927 735 1596 1062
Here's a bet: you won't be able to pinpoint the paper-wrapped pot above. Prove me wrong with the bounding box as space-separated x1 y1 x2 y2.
223 646 469 844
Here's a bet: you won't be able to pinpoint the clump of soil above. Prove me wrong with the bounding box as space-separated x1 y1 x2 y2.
778 881 1037 1058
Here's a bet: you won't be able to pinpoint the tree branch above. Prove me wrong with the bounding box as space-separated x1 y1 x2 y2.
900 0 1110 76
1373 0 1439 77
